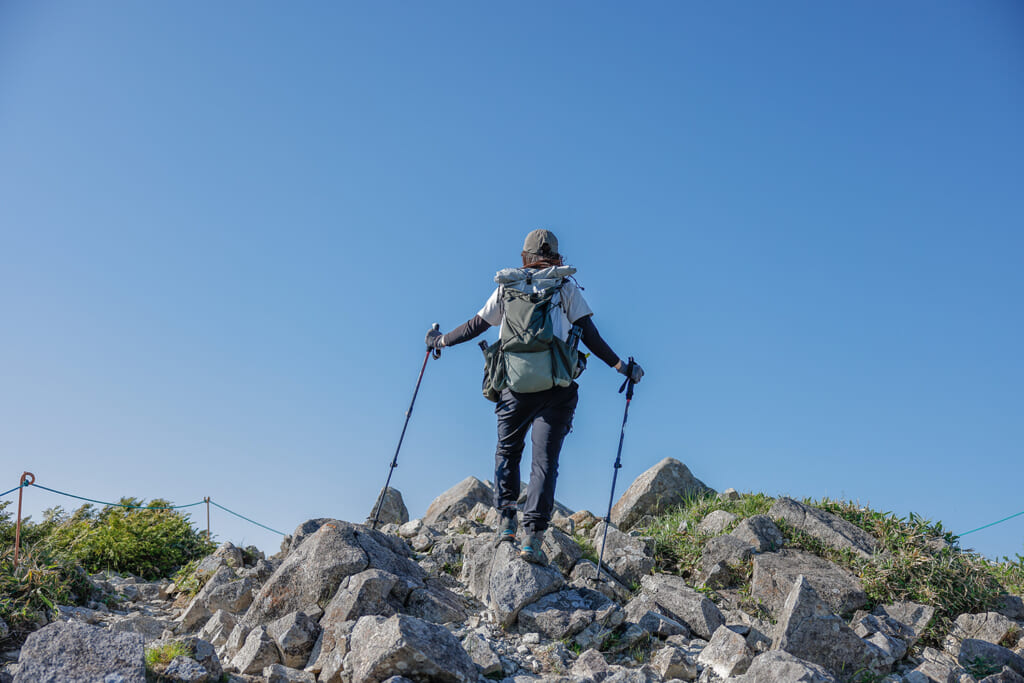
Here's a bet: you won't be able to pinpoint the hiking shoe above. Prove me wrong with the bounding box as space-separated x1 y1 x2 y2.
520 533 546 565
496 513 518 546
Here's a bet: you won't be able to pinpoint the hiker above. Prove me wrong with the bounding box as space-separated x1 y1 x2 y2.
425 229 644 563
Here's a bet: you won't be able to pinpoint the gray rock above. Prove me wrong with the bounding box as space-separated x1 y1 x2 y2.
242 520 422 630
517 587 622 639
348 614 477 683
570 561 633 604
590 521 655 587
214 542 246 569
980 668 1024 683
162 656 209 682
267 611 320 669
731 515 785 552
638 574 725 640
697 625 753 678
697 510 738 536
264 662 317 683
732 650 839 682
321 568 403 623
572 648 612 682
651 645 698 680
398 519 424 538
404 580 470 625
206 578 255 615
180 565 237 632
908 646 962 683
423 476 494 528
198 609 236 648
0 619 7 641
849 613 909 662
223 622 250 661
461 536 564 627
176 637 222 681
871 602 934 649
462 633 502 676
957 639 1024 677
624 593 691 639
946 612 1019 652
768 498 877 560
230 625 280 675
14 620 145 683
108 613 173 642
193 554 230 582
719 488 741 501
701 535 754 573
367 487 410 527
610 458 714 531
542 527 584 576
305 619 354 682
750 550 867 617
774 575 891 682
996 595 1024 621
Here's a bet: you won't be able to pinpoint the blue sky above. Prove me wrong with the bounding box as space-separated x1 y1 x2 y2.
1 2 1022 561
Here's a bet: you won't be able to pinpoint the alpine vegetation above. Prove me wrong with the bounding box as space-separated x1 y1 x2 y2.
2 457 1023 683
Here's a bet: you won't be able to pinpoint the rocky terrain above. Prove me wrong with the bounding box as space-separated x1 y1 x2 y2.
2 457 1023 683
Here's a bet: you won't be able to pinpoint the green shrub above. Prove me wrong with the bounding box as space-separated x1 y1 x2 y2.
144 639 193 669
39 499 215 580
0 544 92 645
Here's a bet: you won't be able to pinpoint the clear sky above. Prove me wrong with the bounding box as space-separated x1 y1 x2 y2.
2 2 1022 561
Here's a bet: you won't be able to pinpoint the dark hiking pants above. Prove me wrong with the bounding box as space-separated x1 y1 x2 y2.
493 382 579 534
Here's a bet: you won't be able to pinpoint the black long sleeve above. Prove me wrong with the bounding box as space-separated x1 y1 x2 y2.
441 315 491 347
577 315 620 368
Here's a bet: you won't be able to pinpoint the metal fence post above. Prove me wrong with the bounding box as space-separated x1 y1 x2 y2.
14 472 35 569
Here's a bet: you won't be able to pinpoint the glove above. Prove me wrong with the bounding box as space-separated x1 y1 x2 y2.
425 328 445 349
617 359 644 384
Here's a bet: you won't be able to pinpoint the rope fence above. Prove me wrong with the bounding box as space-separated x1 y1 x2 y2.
2 472 286 568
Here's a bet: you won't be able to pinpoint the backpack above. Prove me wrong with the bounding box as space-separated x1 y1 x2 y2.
480 267 586 401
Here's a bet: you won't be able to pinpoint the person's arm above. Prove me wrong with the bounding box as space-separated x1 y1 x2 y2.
439 315 491 347
576 315 620 368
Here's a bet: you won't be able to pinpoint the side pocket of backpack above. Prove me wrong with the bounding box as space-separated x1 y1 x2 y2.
481 340 506 402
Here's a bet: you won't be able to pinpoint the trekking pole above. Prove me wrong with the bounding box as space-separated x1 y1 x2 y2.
594 358 636 582
370 324 442 529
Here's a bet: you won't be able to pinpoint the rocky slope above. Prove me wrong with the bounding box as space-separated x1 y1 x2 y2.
3 457 1023 683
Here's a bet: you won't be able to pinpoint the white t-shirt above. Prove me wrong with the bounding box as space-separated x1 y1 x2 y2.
477 274 593 342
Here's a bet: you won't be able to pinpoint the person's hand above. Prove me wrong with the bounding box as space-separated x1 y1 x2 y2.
616 359 644 384
425 327 445 349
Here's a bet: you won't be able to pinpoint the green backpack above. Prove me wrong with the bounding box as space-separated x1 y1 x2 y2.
480 268 586 402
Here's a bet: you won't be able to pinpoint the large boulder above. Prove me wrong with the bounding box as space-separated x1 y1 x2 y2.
241 520 421 631
768 498 877 560
637 573 724 640
517 586 623 639
460 535 564 627
774 575 892 682
423 477 494 528
732 650 838 682
610 458 714 530
589 521 655 587
751 550 867 617
347 614 477 683
367 487 409 526
14 620 146 683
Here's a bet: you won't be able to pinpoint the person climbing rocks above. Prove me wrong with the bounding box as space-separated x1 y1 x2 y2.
424 229 644 564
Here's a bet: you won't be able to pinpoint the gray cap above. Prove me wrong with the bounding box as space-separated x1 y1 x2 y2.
523 229 559 256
